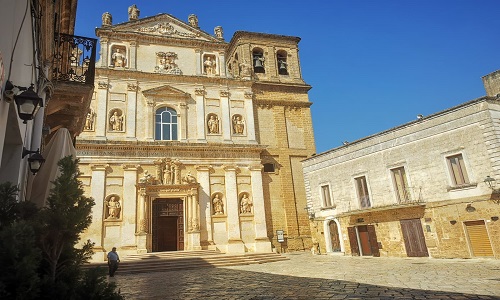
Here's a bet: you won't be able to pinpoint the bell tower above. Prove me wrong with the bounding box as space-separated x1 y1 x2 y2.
226 31 305 84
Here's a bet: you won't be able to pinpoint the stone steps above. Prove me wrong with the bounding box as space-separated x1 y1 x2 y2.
84 250 288 274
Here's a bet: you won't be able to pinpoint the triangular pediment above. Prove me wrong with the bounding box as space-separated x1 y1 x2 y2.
108 14 220 42
142 85 190 98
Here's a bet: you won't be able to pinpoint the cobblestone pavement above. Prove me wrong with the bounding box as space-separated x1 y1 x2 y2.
111 253 500 299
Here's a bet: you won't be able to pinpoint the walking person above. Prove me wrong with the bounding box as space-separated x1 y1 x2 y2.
107 247 120 277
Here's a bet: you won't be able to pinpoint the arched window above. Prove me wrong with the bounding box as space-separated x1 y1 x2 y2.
277 50 288 75
155 107 178 140
252 48 265 73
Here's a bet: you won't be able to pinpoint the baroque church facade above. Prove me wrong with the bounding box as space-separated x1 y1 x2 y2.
76 5 315 261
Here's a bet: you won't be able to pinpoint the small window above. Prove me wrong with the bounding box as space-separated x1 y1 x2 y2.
252 48 265 73
447 154 469 185
263 163 275 173
155 107 178 140
355 176 371 208
391 167 410 203
277 51 288 75
321 185 333 207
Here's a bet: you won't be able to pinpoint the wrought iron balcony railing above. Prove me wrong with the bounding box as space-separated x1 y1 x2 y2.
53 33 97 84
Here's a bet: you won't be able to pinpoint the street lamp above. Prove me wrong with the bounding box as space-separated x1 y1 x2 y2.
22 148 45 175
304 205 315 220
14 84 43 123
484 176 496 190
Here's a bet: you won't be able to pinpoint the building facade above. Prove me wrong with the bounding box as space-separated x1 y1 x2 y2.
76 6 315 261
0 0 95 204
302 71 500 259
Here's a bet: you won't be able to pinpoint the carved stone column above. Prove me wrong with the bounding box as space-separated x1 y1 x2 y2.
88 164 109 259
136 186 147 253
218 51 226 77
129 41 137 70
122 164 139 246
95 81 109 139
224 165 245 253
145 99 154 140
195 49 202 75
100 37 109 67
196 165 213 247
220 90 232 142
179 103 188 141
195 88 206 142
126 83 138 140
249 164 272 252
244 92 257 143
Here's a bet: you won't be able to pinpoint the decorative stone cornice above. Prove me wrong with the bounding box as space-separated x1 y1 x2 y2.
91 164 110 172
97 81 109 89
195 88 205 96
76 141 264 160
244 92 253 99
248 164 263 172
255 99 312 109
223 165 240 172
219 90 230 97
127 83 138 91
196 165 214 172
123 164 140 171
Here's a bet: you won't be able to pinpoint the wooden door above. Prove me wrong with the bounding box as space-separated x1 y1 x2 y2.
358 225 372 256
366 225 380 257
465 220 494 257
400 219 429 257
347 227 360 256
329 221 341 252
152 199 184 252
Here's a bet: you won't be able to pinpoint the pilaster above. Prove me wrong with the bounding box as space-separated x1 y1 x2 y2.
122 164 139 246
179 103 188 141
249 164 272 252
195 88 207 142
129 41 137 70
224 165 245 253
88 164 110 254
126 83 138 140
219 51 226 77
195 49 202 75
244 92 257 143
145 100 154 140
100 38 109 67
95 81 108 139
196 165 213 246
220 90 232 142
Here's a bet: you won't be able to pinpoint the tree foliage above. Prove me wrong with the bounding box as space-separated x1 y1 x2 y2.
0 157 123 299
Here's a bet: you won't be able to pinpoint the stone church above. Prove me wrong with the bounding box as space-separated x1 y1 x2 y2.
76 5 315 261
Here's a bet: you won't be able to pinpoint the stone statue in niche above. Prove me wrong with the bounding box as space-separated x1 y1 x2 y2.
182 171 197 184
203 56 216 75
84 108 95 131
128 4 140 21
207 114 220 134
188 14 198 27
213 194 224 215
155 52 182 75
232 115 245 134
111 48 126 67
102 12 112 26
109 110 124 131
240 194 253 214
214 26 223 39
106 196 121 220
159 159 182 185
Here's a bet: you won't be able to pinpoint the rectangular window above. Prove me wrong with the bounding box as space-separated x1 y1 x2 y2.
391 167 410 203
321 185 333 207
355 176 371 208
447 154 469 186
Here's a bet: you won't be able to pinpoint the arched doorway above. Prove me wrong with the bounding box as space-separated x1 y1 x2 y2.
328 220 342 252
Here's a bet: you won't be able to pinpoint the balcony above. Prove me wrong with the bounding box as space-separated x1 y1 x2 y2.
46 33 97 142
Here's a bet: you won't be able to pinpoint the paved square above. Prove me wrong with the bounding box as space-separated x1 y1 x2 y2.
111 253 500 299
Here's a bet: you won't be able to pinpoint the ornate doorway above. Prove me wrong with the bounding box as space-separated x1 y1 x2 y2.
152 199 184 251
328 220 341 252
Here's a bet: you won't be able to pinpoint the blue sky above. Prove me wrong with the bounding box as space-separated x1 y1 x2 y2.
75 1 500 154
